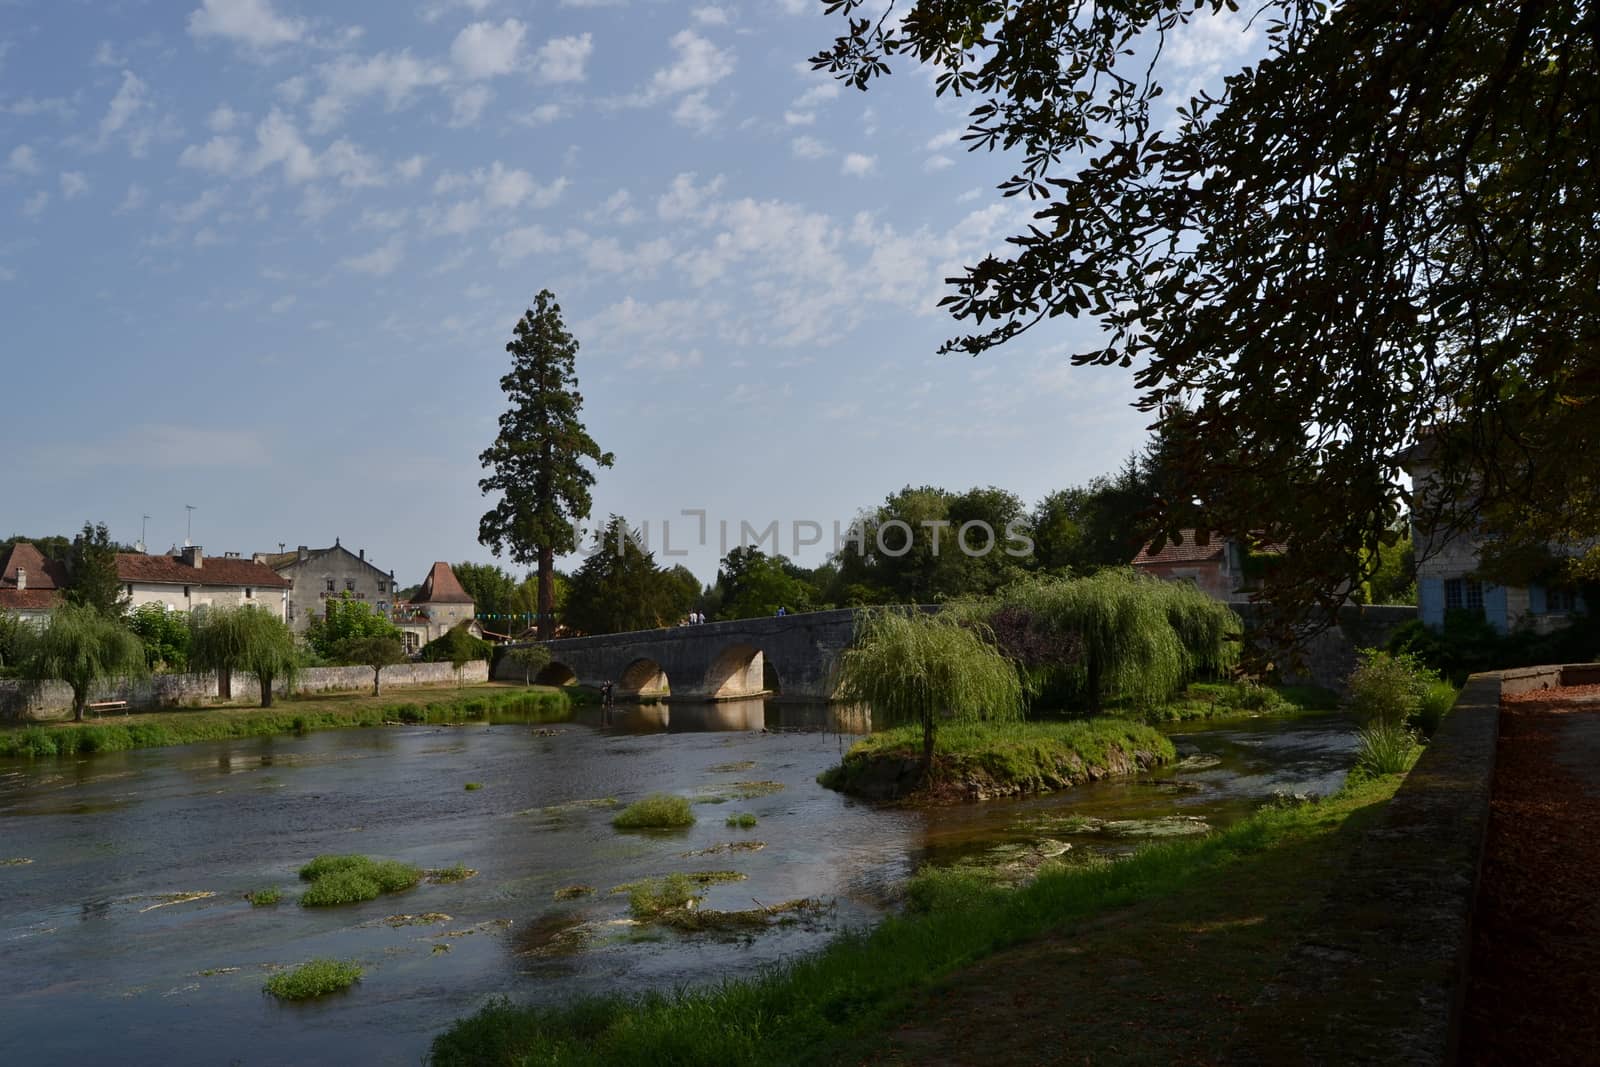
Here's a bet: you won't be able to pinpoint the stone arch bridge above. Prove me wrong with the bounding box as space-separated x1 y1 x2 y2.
492 609 864 701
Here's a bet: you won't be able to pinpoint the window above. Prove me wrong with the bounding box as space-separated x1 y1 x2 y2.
377 581 386 594
325 579 336 592
183 585 191 598
245 587 253 599
1549 586 1579 613
345 578 356 592
1444 578 1484 615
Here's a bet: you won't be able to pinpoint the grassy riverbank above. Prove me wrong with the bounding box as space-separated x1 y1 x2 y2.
429 769 1406 1066
817 718 1176 801
1122 681 1342 723
0 684 571 758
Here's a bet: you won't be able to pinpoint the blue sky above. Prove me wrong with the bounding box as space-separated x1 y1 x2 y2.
0 0 1259 586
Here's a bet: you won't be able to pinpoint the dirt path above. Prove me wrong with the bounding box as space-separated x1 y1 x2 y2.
1461 687 1600 1066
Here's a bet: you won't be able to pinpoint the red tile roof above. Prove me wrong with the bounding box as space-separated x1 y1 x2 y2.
411 561 474 604
1131 530 1289 566
0 588 61 612
115 553 291 589
1 542 68 591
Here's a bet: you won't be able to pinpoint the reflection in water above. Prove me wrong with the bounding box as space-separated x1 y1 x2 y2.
574 699 872 735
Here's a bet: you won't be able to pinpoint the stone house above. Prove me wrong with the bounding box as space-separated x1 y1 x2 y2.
116 546 291 621
1399 442 1589 634
0 542 66 622
1131 531 1284 603
392 562 477 652
253 540 400 634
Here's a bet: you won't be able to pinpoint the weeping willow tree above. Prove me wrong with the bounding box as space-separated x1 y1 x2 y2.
977 571 1240 713
191 606 299 708
20 604 146 722
834 610 1023 775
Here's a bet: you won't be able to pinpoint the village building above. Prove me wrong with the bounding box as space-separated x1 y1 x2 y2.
392 562 477 653
252 540 399 634
1131 531 1283 603
0 542 67 623
116 546 291 621
1399 442 1589 634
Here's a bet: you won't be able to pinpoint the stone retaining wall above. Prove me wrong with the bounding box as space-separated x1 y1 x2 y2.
1500 662 1600 696
0 661 489 721
1235 603 1417 692
1230 672 1501 1063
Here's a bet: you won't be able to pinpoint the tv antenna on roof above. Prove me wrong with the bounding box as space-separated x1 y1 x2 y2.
138 514 150 554
185 505 196 547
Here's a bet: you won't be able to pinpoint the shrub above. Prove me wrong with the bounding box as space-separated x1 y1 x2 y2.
247 886 282 906
1353 721 1418 777
612 795 695 830
725 813 758 829
1347 649 1437 726
263 958 363 1001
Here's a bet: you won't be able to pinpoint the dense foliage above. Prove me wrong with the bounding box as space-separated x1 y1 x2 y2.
17 604 146 722
305 595 402 661
64 521 128 618
834 610 1023 772
563 517 691 635
263 959 363 1001
812 0 1600 634
337 635 406 695
1389 609 1600 686
190 606 298 707
419 622 492 672
126 603 190 672
479 289 614 638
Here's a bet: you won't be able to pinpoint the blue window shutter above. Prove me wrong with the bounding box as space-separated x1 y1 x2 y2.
1420 577 1445 629
1528 583 1547 615
1484 583 1509 634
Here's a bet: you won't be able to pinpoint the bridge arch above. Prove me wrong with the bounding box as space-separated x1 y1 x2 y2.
702 643 773 700
533 661 577 687
618 657 670 698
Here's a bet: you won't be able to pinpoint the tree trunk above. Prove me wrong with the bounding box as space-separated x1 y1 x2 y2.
921 715 936 780
219 667 232 701
260 673 274 709
373 668 381 697
537 545 556 639
74 692 86 723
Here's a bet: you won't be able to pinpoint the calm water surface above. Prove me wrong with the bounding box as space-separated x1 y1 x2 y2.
0 701 1355 1065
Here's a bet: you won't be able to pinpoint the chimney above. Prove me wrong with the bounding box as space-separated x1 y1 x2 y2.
298 545 309 561
181 545 203 570
359 548 365 561
15 568 24 592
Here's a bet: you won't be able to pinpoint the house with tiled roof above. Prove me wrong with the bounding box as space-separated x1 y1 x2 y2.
391 561 477 651
1131 530 1286 603
0 541 67 621
252 539 400 634
117 546 291 621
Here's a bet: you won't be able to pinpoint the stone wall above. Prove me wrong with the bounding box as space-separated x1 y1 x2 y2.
0 661 489 721
1236 603 1417 692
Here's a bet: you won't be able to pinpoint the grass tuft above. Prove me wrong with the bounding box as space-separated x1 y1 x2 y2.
263 958 363 1001
297 855 421 907
429 863 475 884
464 782 483 791
1353 721 1419 777
612 794 696 830
725 813 758 829
246 886 281 907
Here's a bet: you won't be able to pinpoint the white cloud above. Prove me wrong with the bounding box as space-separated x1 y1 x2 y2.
626 347 703 372
429 162 568 234
421 0 493 22
21 190 49 218
588 188 639 225
925 127 964 151
250 110 319 182
188 0 306 47
691 6 731 26
794 82 839 109
656 171 724 221
59 172 89 199
783 110 815 126
270 294 297 314
650 30 734 97
492 223 560 264
534 33 592 83
358 207 409 230
673 91 720 132
396 154 427 180
320 138 387 187
451 19 526 79
923 155 953 172
179 135 244 174
448 85 493 126
193 226 222 247
309 50 450 132
790 135 828 159
2 97 75 119
840 152 876 176
6 144 40 175
167 187 226 223
99 70 148 142
516 103 563 126
117 184 148 213
0 266 15 283
208 104 242 132
342 236 404 275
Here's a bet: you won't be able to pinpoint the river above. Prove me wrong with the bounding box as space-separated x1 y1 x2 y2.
0 701 1355 1065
